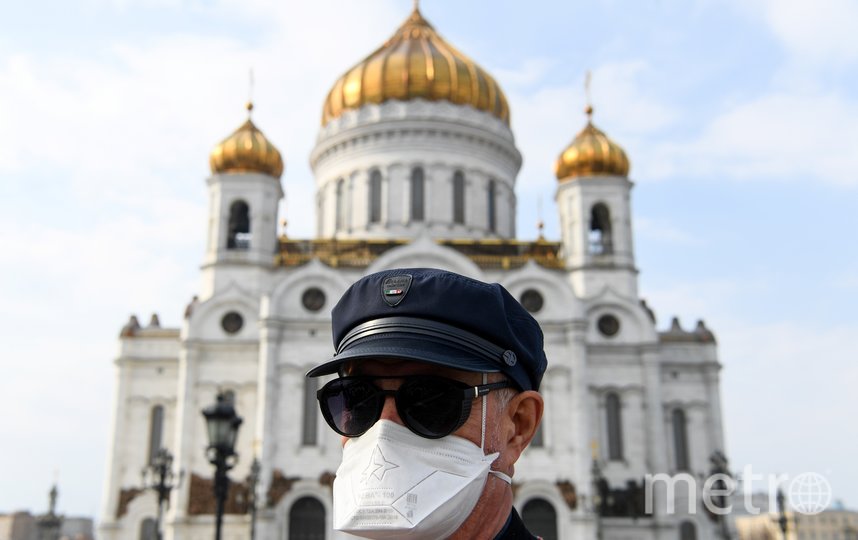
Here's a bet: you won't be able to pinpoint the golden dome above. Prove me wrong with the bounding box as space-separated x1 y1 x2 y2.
554 106 630 181
210 103 284 178
321 5 510 126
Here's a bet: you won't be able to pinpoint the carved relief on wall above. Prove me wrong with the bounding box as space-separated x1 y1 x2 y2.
187 473 250 515
266 469 300 508
556 480 578 509
319 471 336 491
116 488 144 518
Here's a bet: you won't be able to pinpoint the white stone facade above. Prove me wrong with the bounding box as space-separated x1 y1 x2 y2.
99 57 727 540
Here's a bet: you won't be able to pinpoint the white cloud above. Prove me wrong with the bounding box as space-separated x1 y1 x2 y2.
492 57 557 89
663 92 858 184
757 0 858 66
0 2 406 515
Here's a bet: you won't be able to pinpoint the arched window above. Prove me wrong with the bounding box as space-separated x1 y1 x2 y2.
302 377 318 446
411 167 425 222
139 517 157 540
453 170 465 224
369 170 382 224
606 392 624 461
589 203 613 254
672 408 690 471
148 405 164 465
227 200 250 249
680 520 697 540
335 178 345 231
521 498 558 540
288 497 325 540
487 179 497 233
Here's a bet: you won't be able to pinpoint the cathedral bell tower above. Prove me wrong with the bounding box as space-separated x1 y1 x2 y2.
555 105 637 298
201 102 284 298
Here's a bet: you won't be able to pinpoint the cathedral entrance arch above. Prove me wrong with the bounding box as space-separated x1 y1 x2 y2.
286 496 325 540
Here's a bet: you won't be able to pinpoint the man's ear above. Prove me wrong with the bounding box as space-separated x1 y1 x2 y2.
501 390 544 463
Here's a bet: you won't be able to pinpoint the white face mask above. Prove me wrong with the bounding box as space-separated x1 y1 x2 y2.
332 419 511 539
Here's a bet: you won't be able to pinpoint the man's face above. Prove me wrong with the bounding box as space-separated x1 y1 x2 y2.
340 358 508 453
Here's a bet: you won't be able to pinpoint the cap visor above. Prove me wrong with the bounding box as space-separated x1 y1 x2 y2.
306 333 502 378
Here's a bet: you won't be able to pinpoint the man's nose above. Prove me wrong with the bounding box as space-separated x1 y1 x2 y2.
377 394 402 424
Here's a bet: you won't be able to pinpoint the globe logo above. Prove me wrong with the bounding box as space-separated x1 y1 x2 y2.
788 472 832 515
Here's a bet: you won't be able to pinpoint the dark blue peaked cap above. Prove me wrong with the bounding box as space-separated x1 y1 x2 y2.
307 268 548 391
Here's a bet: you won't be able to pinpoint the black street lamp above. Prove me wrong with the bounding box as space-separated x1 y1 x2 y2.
776 487 794 540
708 450 732 540
202 392 243 540
590 446 605 540
141 448 182 540
247 457 261 540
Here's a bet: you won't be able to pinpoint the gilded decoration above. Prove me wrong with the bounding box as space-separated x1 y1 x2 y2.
276 238 563 270
187 473 250 515
210 102 284 179
554 106 630 181
321 5 510 126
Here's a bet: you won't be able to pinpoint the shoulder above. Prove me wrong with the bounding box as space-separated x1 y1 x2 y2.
494 507 541 540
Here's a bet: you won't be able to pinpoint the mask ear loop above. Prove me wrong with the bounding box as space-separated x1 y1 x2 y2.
483 372 513 484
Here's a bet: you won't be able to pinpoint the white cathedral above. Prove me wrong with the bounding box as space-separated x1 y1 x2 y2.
99 6 728 540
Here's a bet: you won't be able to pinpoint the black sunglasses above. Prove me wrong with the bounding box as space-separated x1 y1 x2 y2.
317 375 510 439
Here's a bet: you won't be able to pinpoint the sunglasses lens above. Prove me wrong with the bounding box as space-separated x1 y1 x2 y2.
399 377 468 439
321 379 380 436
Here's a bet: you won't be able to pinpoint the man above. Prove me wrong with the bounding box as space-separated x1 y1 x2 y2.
308 268 547 539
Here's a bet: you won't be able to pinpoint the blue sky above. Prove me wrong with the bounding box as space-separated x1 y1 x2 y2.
1 0 856 519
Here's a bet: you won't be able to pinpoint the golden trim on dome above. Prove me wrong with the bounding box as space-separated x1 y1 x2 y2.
554 106 630 181
210 102 284 178
321 5 510 126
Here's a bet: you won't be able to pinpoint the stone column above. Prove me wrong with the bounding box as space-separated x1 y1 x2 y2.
642 347 670 540
255 298 282 510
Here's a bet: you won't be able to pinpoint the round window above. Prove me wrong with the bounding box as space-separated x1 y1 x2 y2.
597 314 620 337
519 289 544 313
221 311 244 334
302 287 326 312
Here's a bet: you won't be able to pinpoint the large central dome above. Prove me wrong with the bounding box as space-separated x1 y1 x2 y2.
321 6 510 126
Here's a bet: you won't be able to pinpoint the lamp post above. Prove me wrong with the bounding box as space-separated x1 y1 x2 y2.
141 448 181 540
590 442 605 540
202 392 243 540
708 450 732 540
247 457 261 540
776 488 791 540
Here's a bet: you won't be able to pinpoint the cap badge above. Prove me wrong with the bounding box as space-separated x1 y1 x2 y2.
503 350 517 367
381 274 413 307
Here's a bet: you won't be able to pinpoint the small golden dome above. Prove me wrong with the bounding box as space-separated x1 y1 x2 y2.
554 106 630 181
321 5 510 126
210 103 284 178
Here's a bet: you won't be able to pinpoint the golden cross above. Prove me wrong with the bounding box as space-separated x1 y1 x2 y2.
247 68 255 114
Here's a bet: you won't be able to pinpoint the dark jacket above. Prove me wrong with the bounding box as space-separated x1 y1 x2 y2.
494 507 540 539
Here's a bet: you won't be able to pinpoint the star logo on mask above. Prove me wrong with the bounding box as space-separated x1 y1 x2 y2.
361 445 399 483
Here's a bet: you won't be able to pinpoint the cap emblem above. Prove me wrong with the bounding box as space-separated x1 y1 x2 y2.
381 274 413 307
503 350 517 367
